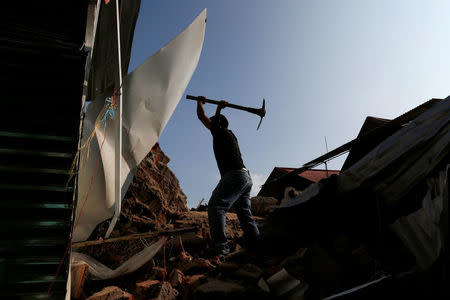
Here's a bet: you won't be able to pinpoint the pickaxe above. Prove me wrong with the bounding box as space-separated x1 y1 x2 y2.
186 95 266 130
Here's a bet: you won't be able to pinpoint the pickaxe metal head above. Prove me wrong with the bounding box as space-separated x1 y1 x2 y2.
256 99 266 130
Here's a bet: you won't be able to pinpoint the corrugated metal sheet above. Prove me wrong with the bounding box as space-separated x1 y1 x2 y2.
1 1 88 298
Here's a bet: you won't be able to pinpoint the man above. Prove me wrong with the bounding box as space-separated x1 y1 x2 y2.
196 96 261 255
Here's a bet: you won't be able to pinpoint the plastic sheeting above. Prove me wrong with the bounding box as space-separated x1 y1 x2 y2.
72 237 166 280
74 9 207 242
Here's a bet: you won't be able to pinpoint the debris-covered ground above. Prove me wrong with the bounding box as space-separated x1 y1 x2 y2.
72 144 270 299
71 99 449 299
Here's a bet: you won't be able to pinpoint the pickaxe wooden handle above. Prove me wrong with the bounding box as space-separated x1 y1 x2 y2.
186 95 266 130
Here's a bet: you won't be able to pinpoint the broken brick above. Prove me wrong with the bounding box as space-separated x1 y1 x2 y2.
155 282 178 300
169 268 185 287
135 279 161 298
180 258 215 275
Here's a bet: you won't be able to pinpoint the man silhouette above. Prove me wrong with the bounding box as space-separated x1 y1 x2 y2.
196 96 261 255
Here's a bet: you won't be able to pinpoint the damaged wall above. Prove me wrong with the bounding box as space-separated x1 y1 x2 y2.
89 144 189 239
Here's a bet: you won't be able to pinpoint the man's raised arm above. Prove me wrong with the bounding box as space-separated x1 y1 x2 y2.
197 96 211 129
215 100 228 116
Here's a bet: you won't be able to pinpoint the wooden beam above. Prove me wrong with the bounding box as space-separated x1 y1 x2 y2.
72 226 199 249
71 261 89 299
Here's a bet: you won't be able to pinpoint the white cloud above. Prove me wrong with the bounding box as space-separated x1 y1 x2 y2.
250 173 268 197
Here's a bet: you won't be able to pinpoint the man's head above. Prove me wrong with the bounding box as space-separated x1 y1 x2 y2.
210 114 229 129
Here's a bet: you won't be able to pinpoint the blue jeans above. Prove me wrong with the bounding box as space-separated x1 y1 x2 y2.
208 169 261 251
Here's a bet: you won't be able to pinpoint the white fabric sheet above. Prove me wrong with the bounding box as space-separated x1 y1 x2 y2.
72 237 166 280
74 10 207 242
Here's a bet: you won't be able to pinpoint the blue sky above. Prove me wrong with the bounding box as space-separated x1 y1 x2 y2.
128 0 450 208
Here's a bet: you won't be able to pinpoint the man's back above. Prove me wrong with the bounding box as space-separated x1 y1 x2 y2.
211 126 245 177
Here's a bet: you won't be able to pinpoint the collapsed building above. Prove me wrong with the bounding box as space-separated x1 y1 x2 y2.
1 1 448 299
264 98 449 299
68 98 448 300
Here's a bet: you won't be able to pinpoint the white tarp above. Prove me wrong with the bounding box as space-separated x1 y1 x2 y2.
72 237 167 280
74 9 207 242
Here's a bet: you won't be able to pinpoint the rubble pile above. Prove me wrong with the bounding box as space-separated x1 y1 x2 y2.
72 99 449 299
74 144 269 299
123 143 189 225
88 143 190 240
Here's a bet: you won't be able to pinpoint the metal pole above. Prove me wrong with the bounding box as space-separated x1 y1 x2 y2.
105 0 123 238
324 136 329 177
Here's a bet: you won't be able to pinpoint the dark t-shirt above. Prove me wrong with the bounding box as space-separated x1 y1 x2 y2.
210 126 245 177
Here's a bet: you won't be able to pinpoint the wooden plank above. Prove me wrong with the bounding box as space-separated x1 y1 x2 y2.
71 261 89 299
71 226 199 249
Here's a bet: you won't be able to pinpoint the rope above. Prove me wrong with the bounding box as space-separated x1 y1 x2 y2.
101 97 116 128
46 118 112 298
67 95 117 184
